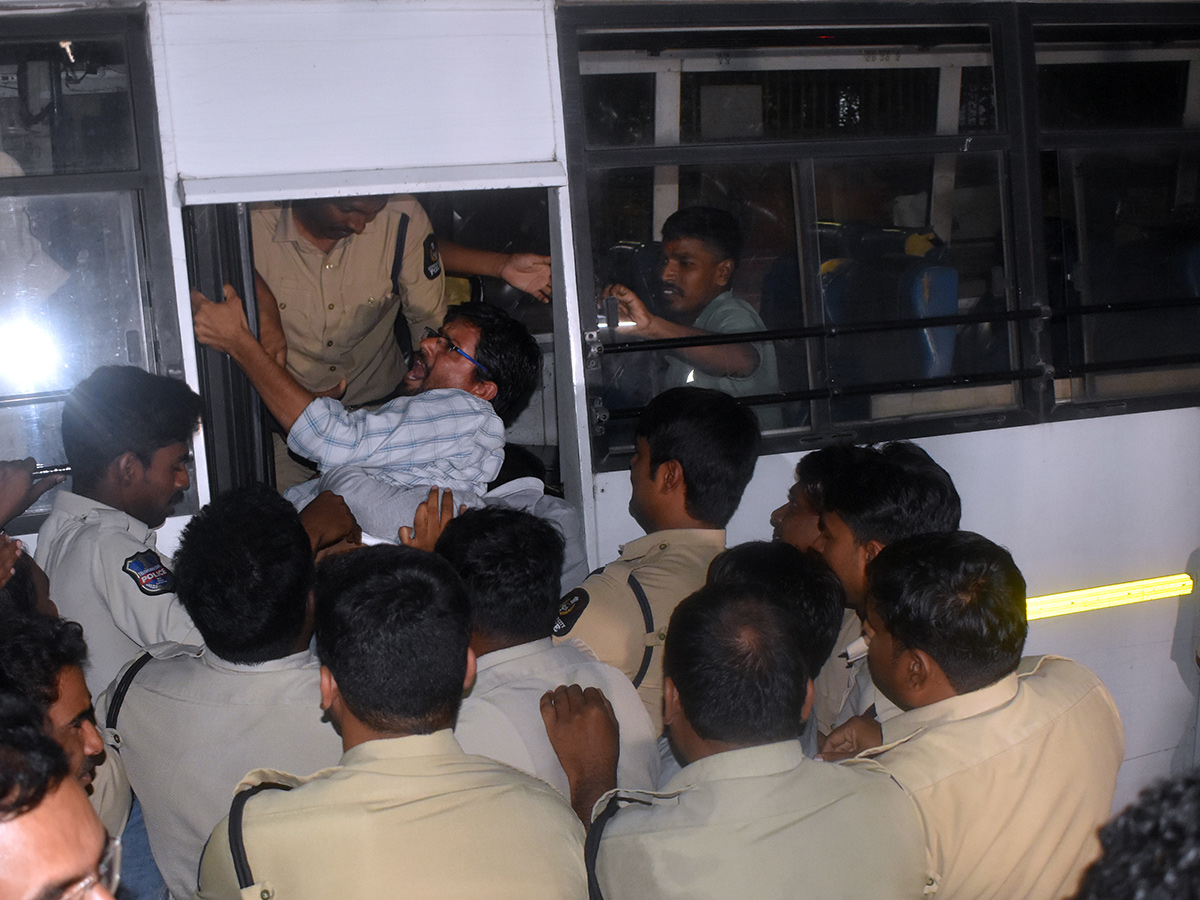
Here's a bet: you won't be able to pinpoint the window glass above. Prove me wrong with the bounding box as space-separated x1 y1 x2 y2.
0 38 138 176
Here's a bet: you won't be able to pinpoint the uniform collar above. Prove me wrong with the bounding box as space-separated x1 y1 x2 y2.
275 203 386 255
475 637 553 672
202 646 321 674
879 671 1021 746
53 490 155 542
618 528 726 561
662 740 806 792
341 729 463 766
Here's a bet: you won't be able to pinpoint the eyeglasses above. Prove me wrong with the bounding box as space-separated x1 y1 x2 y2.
422 327 490 375
60 833 121 900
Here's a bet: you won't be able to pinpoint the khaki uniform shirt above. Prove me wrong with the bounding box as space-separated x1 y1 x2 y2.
35 491 202 695
554 529 727 730
591 740 932 900
813 609 900 735
99 644 343 900
455 638 660 797
89 745 132 838
251 197 446 407
847 655 1124 900
195 730 587 900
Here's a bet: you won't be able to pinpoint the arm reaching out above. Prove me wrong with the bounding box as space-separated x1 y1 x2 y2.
439 240 552 302
541 684 621 828
398 488 463 552
299 491 362 556
816 714 883 761
0 458 64 527
191 285 325 431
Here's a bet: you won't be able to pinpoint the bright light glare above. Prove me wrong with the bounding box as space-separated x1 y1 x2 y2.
0 318 62 392
1027 574 1193 621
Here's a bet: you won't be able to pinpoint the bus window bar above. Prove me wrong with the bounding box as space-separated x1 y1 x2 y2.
0 389 72 409
1048 294 1200 319
1056 352 1200 378
1027 573 1193 621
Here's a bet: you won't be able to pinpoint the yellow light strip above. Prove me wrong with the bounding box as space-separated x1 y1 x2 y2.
1027 574 1193 621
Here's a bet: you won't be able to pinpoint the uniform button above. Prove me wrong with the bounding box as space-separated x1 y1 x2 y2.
324 262 334 270
326 341 333 347
367 297 376 306
328 303 335 310
329 366 337 371
659 543 667 550
260 890 273 900
278 303 286 310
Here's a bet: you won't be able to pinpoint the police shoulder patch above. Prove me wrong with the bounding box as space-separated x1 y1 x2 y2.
553 588 590 637
423 234 442 280
122 550 176 596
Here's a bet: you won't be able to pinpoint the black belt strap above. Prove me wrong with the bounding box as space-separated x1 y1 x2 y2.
585 794 622 900
105 652 152 730
230 781 294 889
390 212 413 365
627 573 655 688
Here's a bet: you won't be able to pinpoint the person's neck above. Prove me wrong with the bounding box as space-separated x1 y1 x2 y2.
644 512 715 534
339 718 444 753
76 483 149 527
469 632 535 659
292 212 337 254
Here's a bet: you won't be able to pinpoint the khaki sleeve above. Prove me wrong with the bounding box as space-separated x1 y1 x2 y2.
393 197 446 347
194 815 243 900
559 572 644 683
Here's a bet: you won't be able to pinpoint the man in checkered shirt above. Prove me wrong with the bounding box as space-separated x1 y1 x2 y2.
191 288 540 539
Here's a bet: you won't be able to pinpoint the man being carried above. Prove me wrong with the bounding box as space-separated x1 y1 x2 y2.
824 531 1124 900
195 545 586 899
99 485 345 900
436 507 659 796
541 576 931 899
191 290 540 539
553 387 760 730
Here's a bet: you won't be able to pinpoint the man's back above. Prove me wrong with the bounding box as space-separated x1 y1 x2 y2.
196 731 587 900
102 644 342 900
849 655 1124 900
592 741 929 899
455 637 659 796
37 490 199 694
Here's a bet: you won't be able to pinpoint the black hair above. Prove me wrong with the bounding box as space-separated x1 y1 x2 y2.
61 366 202 491
1075 769 1200 900
0 687 69 820
314 546 470 734
0 556 41 620
663 583 810 744
0 614 88 715
434 507 564 644
796 444 876 514
816 441 961 546
635 387 760 528
444 302 541 426
661 206 744 268
707 541 846 676
173 485 314 664
867 531 1027 694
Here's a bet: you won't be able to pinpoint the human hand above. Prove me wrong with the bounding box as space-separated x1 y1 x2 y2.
500 253 552 302
398 487 462 552
190 285 255 355
0 458 64 527
540 683 620 826
299 491 362 556
607 283 656 336
816 714 883 761
254 272 288 368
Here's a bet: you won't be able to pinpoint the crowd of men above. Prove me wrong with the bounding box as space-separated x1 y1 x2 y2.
0 193 1184 900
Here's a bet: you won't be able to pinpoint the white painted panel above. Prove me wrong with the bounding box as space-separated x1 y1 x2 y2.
151 0 559 180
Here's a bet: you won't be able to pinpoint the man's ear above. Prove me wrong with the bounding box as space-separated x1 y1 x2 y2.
663 676 682 728
319 665 338 712
715 258 734 288
905 648 934 691
466 379 499 404
463 646 478 694
801 677 815 724
656 459 685 495
863 539 886 563
112 451 143 487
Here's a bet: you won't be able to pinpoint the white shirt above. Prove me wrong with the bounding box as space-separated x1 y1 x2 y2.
455 638 659 796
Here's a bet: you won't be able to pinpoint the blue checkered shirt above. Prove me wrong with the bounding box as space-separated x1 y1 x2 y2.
287 390 505 496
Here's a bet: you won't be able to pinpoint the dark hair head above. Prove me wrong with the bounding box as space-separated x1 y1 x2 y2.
314 546 470 734
707 541 846 676
174 485 314 664
0 614 88 715
867 531 1027 694
443 302 541 426
796 444 876 513
636 387 760 528
816 441 960 546
62 366 202 491
661 206 744 268
0 687 69 820
434 507 564 644
1075 769 1200 900
663 583 810 745
0 556 42 620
